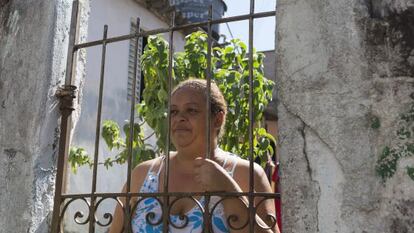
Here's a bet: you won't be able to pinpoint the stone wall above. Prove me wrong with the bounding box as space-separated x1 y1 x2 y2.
276 0 414 232
0 1 88 232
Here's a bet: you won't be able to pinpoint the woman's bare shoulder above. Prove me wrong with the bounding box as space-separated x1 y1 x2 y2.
128 157 162 191
132 152 175 176
228 156 268 191
233 157 265 176
131 157 160 177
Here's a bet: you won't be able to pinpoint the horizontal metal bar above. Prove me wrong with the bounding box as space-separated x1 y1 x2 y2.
61 192 281 199
74 10 276 50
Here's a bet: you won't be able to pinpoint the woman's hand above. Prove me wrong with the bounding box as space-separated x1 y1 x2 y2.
193 157 236 192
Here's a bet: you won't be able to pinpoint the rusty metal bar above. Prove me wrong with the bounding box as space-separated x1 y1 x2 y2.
63 1 79 86
88 24 108 233
124 17 141 233
50 1 79 232
205 5 212 162
162 10 175 233
248 0 255 232
73 10 276 50
203 5 213 233
61 192 280 199
58 193 280 230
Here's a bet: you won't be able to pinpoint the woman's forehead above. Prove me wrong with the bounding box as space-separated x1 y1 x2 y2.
170 102 201 108
172 87 205 101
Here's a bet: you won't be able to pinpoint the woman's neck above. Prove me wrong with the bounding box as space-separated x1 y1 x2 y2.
173 145 219 173
177 147 218 160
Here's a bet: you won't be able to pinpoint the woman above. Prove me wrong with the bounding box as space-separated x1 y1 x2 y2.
109 79 279 233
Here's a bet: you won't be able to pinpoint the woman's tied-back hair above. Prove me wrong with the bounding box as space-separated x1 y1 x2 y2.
172 78 227 137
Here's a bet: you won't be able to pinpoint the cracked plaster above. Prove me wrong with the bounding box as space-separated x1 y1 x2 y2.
0 0 88 232
277 0 414 232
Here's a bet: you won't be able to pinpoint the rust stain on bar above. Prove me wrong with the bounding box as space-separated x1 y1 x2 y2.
202 5 213 233
61 191 280 199
74 11 276 50
248 0 255 232
50 1 79 232
123 17 141 233
89 24 108 233
162 10 176 233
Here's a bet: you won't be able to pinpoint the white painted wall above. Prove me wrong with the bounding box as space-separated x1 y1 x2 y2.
64 0 185 232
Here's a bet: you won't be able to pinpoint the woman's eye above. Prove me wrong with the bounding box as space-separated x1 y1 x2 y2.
170 110 178 115
188 108 198 114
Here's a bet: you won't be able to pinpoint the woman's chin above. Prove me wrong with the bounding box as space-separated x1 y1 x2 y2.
172 139 193 149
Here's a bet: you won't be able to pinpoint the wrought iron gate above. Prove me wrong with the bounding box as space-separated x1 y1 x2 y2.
51 0 279 232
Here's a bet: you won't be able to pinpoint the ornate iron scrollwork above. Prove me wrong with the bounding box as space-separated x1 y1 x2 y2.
255 197 277 230
168 196 205 229
95 197 123 227
130 196 164 229
210 196 250 231
60 197 91 226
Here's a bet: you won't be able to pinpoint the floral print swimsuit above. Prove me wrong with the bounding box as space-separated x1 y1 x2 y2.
131 154 238 233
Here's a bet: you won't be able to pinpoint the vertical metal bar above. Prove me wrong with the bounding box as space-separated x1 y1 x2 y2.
89 24 108 233
163 11 175 233
248 0 255 232
124 17 141 233
203 5 213 233
205 8 212 160
64 1 79 86
51 1 79 232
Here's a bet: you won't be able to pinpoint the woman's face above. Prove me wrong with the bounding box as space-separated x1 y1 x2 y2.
170 87 215 151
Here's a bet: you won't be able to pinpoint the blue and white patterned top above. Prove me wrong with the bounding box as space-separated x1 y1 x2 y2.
131 154 237 233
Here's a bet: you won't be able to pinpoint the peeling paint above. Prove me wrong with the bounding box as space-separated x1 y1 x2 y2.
7 10 19 34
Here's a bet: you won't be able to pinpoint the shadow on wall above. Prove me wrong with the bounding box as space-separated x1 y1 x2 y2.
0 0 10 8
365 0 414 77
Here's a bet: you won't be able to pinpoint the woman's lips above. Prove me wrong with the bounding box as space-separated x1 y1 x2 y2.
173 128 191 132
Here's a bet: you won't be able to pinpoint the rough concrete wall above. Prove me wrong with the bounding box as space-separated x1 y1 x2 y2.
0 0 88 232
276 0 414 232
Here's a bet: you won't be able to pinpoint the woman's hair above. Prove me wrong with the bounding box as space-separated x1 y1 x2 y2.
172 78 227 137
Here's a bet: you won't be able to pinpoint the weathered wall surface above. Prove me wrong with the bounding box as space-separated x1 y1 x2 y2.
0 0 88 232
276 0 414 232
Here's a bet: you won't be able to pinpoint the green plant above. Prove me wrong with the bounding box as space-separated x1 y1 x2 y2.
68 147 93 173
69 31 275 170
376 103 414 182
407 166 414 180
371 116 381 129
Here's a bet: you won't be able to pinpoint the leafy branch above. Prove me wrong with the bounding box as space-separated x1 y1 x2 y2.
376 102 414 182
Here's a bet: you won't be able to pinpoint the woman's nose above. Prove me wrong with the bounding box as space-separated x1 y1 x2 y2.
174 111 187 121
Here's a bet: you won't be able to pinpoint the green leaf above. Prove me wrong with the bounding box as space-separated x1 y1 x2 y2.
102 120 121 151
407 166 414 181
371 116 381 129
68 147 92 174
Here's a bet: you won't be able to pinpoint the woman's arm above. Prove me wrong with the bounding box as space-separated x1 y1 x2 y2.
194 158 280 233
108 160 153 233
222 162 279 233
108 184 127 233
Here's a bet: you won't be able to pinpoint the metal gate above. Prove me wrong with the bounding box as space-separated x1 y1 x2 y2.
51 0 279 232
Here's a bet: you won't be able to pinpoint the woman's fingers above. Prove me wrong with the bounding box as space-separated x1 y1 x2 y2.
193 174 201 184
193 157 230 192
193 157 211 191
193 157 204 175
